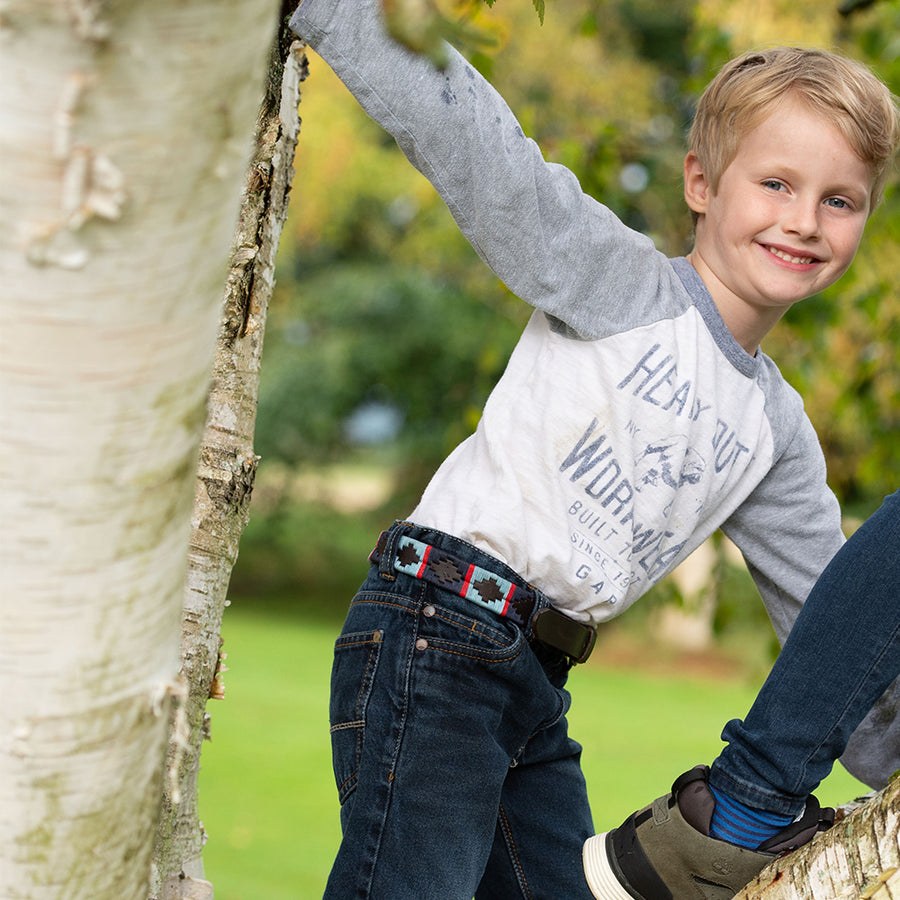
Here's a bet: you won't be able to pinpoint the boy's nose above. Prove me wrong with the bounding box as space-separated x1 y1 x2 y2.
783 199 821 239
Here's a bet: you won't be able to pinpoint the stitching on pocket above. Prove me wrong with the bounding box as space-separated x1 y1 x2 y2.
330 630 384 803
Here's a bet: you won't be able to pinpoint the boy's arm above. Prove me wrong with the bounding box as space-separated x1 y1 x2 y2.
721 419 844 645
289 0 666 336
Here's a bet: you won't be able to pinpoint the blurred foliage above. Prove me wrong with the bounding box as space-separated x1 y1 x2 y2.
381 0 503 63
259 263 520 468
241 0 900 624
263 0 899 502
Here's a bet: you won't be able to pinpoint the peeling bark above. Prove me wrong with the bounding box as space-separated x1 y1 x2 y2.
149 8 307 897
736 779 900 900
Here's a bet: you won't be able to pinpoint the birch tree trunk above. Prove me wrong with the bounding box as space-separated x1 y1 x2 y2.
150 13 306 897
0 2 279 898
736 779 900 900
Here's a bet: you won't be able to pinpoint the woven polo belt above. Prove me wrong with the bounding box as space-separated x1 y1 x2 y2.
370 532 596 664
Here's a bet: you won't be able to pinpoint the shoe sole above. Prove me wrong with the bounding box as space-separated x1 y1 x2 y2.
583 833 638 900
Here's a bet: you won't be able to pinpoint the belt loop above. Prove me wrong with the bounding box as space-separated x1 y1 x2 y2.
375 521 406 580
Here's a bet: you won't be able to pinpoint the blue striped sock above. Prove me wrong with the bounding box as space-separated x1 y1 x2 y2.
709 785 793 849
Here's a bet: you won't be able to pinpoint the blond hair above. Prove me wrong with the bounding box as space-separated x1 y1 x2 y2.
689 47 900 208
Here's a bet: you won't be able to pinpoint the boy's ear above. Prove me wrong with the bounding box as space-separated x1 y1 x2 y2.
683 151 711 215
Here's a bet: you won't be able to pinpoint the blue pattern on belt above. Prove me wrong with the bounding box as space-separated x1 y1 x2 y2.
393 536 528 625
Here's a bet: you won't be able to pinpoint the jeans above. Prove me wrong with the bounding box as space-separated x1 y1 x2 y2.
710 488 900 816
323 521 596 900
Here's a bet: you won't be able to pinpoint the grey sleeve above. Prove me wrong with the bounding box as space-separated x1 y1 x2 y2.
840 687 900 790
289 0 668 336
722 414 844 645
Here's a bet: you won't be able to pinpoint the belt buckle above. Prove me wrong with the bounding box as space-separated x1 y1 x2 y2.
532 607 596 664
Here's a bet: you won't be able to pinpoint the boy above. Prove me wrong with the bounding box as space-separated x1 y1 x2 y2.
287 1 900 897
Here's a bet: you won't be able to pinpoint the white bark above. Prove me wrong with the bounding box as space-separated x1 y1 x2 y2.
0 2 279 897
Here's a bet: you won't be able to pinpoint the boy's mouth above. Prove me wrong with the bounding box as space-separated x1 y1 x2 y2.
764 245 818 265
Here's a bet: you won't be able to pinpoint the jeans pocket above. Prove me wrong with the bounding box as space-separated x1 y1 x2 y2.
417 597 525 662
329 629 384 805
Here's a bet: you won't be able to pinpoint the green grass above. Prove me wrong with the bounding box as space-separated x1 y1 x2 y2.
200 607 868 900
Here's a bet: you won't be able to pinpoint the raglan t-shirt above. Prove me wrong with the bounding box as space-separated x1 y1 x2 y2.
289 0 900 786
411 290 827 630
289 0 844 635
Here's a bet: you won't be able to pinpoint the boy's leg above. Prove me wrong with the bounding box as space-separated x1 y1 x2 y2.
710 486 900 813
323 526 585 900
475 648 596 900
583 488 900 899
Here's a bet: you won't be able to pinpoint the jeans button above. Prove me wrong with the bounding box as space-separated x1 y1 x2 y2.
415 638 428 651
423 605 436 617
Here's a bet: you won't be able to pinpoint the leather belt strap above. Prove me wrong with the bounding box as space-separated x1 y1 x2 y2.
369 531 596 664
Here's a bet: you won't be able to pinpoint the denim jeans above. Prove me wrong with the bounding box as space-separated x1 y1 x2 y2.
323 522 596 900
710 488 900 816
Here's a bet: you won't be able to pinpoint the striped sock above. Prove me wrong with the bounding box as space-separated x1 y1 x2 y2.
709 785 793 849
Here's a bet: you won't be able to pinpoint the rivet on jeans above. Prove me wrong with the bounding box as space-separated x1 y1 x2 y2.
415 638 428 651
423 605 436 617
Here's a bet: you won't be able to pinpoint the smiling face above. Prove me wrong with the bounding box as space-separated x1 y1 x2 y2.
685 94 873 353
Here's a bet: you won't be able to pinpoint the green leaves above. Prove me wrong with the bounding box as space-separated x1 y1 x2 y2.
479 0 545 19
382 0 451 64
381 0 543 63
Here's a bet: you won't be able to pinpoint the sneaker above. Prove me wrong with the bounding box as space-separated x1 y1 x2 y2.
582 765 834 900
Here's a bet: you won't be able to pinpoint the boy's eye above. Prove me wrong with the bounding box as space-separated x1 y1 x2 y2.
762 179 785 191
825 197 848 209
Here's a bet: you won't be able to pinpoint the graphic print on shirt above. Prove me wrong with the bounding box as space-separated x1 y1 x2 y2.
557 334 758 611
411 308 776 625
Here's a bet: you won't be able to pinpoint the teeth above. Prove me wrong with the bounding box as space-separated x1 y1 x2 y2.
768 246 815 264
